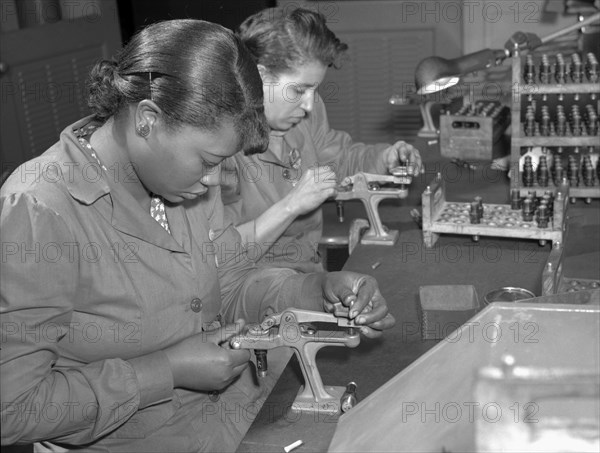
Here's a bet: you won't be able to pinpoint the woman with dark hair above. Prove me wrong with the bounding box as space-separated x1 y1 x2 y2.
222 7 423 272
0 20 394 452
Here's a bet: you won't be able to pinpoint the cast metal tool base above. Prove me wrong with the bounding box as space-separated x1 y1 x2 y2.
417 101 439 138
292 385 346 414
336 172 411 247
361 229 399 246
417 128 439 139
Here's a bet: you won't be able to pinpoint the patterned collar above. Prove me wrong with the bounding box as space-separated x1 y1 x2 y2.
75 121 171 234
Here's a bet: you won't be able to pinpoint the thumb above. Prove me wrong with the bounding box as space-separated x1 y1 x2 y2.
218 318 246 347
324 292 357 314
324 273 367 317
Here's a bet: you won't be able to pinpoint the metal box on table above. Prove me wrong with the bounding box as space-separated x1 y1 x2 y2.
419 285 480 340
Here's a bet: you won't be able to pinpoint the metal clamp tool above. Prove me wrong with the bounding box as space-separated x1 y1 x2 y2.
230 307 360 414
335 168 412 246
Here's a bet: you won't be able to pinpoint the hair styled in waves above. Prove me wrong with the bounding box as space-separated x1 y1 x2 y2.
87 19 268 154
237 7 348 76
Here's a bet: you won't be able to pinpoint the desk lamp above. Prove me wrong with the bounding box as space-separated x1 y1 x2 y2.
414 11 600 95
393 12 600 138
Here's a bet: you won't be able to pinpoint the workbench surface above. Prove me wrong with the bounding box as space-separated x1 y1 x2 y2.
237 140 600 452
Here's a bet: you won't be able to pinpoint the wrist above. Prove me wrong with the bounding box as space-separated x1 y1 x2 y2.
163 348 182 388
302 272 328 311
281 194 299 218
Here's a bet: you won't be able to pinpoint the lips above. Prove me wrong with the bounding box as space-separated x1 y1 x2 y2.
181 187 208 200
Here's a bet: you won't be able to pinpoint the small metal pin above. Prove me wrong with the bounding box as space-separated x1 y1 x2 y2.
255 349 268 378
340 382 358 413
284 440 303 453
336 200 345 223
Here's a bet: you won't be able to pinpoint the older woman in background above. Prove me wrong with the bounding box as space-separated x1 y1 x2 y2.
221 7 422 272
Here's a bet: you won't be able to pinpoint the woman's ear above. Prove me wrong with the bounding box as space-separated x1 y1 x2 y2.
134 100 162 138
257 64 273 83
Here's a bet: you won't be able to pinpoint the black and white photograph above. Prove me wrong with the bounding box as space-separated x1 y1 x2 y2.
1 1 599 452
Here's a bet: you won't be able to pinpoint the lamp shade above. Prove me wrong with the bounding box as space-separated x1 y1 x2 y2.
413 13 600 95
415 49 507 94
414 56 461 94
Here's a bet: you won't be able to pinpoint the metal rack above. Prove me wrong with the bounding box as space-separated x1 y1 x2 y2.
421 174 568 249
509 52 600 203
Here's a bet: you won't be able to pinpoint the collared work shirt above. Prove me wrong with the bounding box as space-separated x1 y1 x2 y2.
0 118 322 451
221 98 389 273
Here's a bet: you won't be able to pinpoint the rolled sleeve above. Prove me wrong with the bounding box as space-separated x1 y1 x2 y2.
213 186 328 322
277 271 326 312
227 268 325 322
310 98 389 178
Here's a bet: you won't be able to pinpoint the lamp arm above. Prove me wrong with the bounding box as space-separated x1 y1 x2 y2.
540 11 600 45
409 11 600 96
454 49 509 74
505 11 600 53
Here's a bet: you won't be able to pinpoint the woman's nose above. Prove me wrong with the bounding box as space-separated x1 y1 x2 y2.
301 92 314 112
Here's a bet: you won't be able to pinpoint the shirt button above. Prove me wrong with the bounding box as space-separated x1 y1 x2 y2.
208 229 216 241
190 298 203 313
283 169 290 179
209 390 220 402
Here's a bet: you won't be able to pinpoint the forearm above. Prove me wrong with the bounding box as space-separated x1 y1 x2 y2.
236 195 299 258
311 97 389 178
333 141 389 178
351 142 390 175
220 263 326 324
221 266 294 322
217 205 328 322
0 353 171 445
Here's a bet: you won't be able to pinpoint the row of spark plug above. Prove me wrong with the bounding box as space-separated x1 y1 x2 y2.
524 52 598 84
452 102 507 119
524 103 599 136
522 152 599 188
510 189 554 228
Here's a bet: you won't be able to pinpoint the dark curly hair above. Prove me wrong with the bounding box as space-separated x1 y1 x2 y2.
237 7 348 76
87 19 268 154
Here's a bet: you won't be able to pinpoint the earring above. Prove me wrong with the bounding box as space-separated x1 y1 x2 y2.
136 123 150 137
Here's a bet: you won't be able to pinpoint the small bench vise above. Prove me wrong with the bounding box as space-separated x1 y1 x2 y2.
335 167 412 246
230 307 360 414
